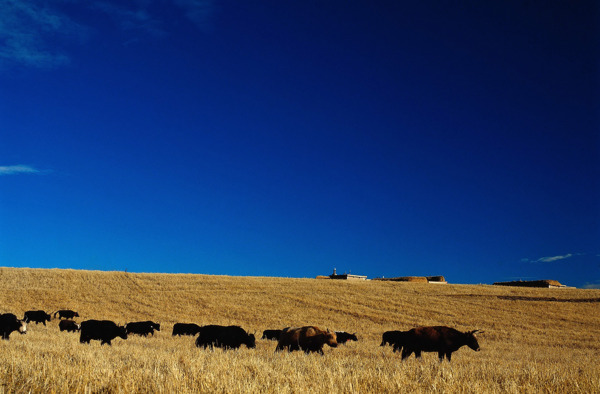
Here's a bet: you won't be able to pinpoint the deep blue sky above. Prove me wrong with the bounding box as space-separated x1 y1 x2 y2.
1 1 599 288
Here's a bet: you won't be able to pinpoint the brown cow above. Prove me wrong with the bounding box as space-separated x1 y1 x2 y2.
400 326 482 362
275 326 338 354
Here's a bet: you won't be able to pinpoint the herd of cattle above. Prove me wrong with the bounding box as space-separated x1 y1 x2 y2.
0 309 483 361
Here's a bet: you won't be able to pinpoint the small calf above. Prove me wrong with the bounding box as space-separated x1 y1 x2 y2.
59 319 80 332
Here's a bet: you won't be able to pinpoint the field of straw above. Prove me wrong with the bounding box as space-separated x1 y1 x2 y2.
1 267 599 393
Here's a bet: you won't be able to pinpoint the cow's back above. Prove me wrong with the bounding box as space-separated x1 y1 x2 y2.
126 321 155 335
197 325 251 348
298 326 323 350
410 326 455 350
81 320 116 337
172 322 200 336
277 326 337 353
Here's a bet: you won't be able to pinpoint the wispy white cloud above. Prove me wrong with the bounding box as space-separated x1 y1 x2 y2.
522 253 576 263
0 165 42 175
535 254 573 263
0 0 214 69
0 0 85 68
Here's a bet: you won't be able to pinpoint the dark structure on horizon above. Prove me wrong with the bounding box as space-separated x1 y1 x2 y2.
327 268 367 281
493 279 567 288
372 276 447 284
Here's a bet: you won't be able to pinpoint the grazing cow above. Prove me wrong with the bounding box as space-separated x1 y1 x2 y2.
335 331 358 344
23 310 52 325
54 309 79 320
381 330 409 352
172 322 202 336
79 320 127 345
276 326 338 354
195 325 256 350
0 313 27 340
126 321 161 337
59 319 80 332
400 326 482 362
262 329 283 341
381 330 402 346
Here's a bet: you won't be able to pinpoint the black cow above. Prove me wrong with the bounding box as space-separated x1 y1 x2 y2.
381 330 409 352
195 325 256 350
0 313 27 340
59 319 80 332
400 326 482 362
126 321 161 336
262 329 282 340
335 331 358 344
54 309 79 320
23 310 52 325
172 322 201 336
79 320 128 345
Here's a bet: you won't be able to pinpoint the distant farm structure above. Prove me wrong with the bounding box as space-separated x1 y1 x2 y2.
316 268 367 280
372 276 447 284
493 279 568 288
316 269 449 283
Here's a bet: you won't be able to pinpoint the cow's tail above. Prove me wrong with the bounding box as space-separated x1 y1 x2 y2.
52 311 59 318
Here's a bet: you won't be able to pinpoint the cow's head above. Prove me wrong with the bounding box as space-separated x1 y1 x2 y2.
153 322 161 331
466 330 482 351
76 323 81 331
17 320 27 335
246 332 256 348
45 313 52 321
349 332 358 341
74 312 80 317
325 329 338 348
118 326 128 340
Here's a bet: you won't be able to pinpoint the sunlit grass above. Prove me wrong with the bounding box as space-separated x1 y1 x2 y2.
1 267 599 392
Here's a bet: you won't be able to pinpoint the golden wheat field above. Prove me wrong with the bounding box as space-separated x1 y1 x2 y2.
0 267 599 393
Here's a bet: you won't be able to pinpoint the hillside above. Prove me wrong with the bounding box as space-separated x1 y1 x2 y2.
1 267 599 392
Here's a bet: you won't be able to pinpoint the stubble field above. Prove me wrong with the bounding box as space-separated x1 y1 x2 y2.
0 267 599 393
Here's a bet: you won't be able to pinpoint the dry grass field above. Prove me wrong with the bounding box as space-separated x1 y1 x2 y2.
0 267 599 393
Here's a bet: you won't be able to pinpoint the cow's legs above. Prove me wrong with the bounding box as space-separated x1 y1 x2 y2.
401 348 412 360
438 352 444 361
446 352 452 362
